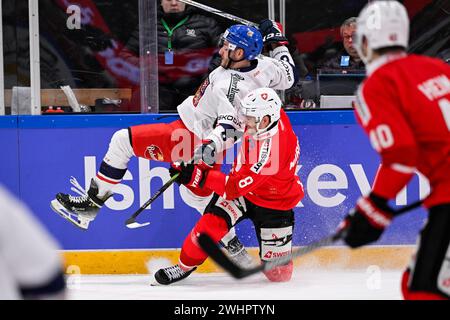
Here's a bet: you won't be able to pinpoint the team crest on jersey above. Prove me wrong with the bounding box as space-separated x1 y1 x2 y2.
261 93 268 100
193 78 210 107
144 145 164 161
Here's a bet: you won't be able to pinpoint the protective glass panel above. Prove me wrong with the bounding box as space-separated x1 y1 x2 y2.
2 0 154 115
280 0 449 109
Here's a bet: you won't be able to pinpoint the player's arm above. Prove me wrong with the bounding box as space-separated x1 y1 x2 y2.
355 81 418 200
203 163 271 200
194 84 244 167
341 79 418 248
259 19 298 89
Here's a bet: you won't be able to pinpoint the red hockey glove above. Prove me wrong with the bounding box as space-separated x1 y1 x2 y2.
340 193 394 248
193 140 217 170
169 162 208 189
258 19 289 47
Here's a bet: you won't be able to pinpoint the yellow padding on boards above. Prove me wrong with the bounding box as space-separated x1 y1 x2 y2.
62 246 415 275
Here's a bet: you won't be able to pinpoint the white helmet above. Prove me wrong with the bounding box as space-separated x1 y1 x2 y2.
239 87 282 138
355 1 409 64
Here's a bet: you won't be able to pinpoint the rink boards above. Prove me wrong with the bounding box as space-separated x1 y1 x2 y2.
0 111 425 273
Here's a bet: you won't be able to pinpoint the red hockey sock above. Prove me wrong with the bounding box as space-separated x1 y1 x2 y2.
401 269 448 300
263 261 293 282
179 213 229 268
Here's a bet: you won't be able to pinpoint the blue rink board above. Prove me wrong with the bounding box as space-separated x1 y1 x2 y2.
0 111 427 250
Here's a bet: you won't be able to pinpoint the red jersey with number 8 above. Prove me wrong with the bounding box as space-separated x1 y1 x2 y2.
205 110 304 210
354 54 450 208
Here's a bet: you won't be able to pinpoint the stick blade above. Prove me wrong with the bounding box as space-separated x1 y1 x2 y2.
197 233 251 279
125 218 150 229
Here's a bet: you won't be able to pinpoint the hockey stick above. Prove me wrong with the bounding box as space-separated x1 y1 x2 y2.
178 0 257 27
125 173 180 229
198 200 423 279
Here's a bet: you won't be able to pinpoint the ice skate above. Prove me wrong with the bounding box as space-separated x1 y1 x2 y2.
50 177 111 230
224 236 255 269
152 264 197 285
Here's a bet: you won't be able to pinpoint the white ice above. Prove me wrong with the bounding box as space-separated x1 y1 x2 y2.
66 268 403 300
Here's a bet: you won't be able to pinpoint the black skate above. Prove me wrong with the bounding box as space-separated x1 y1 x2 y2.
50 177 111 230
153 265 197 285
224 236 255 269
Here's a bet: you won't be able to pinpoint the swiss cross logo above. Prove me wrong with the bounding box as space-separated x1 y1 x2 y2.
264 251 273 259
389 34 398 41
442 278 450 287
261 93 268 100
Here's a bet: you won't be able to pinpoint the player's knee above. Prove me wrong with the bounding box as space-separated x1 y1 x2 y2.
179 185 213 214
110 129 132 152
263 261 293 282
401 269 449 300
194 213 229 243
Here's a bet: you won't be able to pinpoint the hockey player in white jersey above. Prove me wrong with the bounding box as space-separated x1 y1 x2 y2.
0 185 66 299
51 20 297 266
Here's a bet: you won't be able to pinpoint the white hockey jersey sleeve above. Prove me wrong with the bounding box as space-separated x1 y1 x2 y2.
266 46 297 90
0 186 66 299
206 73 245 151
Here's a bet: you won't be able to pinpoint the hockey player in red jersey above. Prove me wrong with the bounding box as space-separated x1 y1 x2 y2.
153 87 304 285
50 21 297 267
339 1 450 300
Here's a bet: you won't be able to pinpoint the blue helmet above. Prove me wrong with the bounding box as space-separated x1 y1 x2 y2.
222 25 263 60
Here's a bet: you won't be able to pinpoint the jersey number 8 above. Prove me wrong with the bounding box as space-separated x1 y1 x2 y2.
239 176 254 189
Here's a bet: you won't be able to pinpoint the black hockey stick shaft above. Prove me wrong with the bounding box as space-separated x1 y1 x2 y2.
178 0 257 27
198 199 423 279
125 173 179 226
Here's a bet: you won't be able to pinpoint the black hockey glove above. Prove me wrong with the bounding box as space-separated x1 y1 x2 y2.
193 140 217 169
169 162 208 188
258 19 289 46
340 193 394 248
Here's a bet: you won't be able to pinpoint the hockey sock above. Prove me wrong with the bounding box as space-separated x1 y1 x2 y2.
95 129 135 197
180 213 229 267
263 261 293 282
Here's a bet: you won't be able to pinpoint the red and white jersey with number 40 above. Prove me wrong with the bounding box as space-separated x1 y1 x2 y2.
354 53 450 208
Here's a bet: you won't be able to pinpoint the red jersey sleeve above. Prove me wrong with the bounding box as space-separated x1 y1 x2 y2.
204 137 274 200
354 76 417 199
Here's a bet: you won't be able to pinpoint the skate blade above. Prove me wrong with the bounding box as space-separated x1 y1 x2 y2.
50 199 89 231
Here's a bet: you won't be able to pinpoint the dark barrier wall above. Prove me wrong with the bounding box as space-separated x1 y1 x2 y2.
0 111 428 250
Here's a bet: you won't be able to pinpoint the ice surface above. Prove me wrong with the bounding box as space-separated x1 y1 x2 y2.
66 268 403 300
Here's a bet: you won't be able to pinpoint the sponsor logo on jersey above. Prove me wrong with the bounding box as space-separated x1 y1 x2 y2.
279 60 292 82
193 78 210 107
217 114 242 127
144 145 164 161
227 74 245 105
190 168 203 188
251 138 272 174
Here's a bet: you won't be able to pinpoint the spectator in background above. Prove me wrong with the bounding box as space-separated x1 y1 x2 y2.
121 0 223 112
0 185 66 299
319 17 365 73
